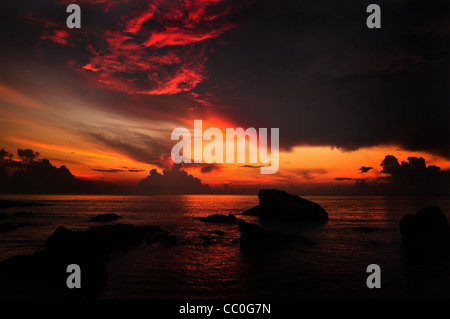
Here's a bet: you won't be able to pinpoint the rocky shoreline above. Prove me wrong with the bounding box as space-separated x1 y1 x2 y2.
0 190 448 298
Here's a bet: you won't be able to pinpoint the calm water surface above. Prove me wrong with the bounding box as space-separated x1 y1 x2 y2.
0 194 449 298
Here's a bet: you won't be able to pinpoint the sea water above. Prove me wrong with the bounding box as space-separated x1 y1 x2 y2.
0 194 449 298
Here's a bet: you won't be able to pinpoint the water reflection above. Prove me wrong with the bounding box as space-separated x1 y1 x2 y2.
0 194 449 298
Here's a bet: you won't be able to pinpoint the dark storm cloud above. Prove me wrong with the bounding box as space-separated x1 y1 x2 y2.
0 147 210 194
138 164 211 194
17 149 40 162
0 148 95 194
0 0 448 161
359 166 373 173
333 155 449 195
379 155 449 193
371 155 448 194
201 0 449 157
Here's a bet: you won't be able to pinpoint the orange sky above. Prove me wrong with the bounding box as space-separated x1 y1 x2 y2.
1 81 448 190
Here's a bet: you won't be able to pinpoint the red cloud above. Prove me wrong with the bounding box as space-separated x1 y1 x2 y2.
27 0 245 95
24 14 72 46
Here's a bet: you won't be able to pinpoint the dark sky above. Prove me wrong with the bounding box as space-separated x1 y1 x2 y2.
0 0 448 194
200 0 449 156
1 0 448 157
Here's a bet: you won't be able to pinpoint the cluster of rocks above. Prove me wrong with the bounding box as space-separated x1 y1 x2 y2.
193 189 450 260
0 189 447 299
192 189 326 251
0 223 175 298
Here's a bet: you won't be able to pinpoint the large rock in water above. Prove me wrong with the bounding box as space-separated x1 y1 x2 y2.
242 189 328 221
399 206 450 258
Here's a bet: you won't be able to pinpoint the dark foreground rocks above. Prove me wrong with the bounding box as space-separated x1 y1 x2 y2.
89 213 121 222
242 189 328 221
400 206 450 259
193 213 238 224
238 219 316 251
0 223 172 298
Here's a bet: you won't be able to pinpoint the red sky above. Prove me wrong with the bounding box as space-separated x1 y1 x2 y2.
0 0 448 193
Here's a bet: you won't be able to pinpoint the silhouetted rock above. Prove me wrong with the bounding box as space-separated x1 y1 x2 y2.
0 223 168 298
193 213 238 224
242 189 328 221
351 227 382 233
0 250 107 299
238 219 315 251
89 213 121 222
0 213 9 219
399 206 450 258
46 223 164 260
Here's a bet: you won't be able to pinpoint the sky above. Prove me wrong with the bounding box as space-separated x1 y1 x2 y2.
0 0 448 194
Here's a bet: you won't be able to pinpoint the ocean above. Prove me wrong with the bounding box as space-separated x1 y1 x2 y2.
0 194 449 299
